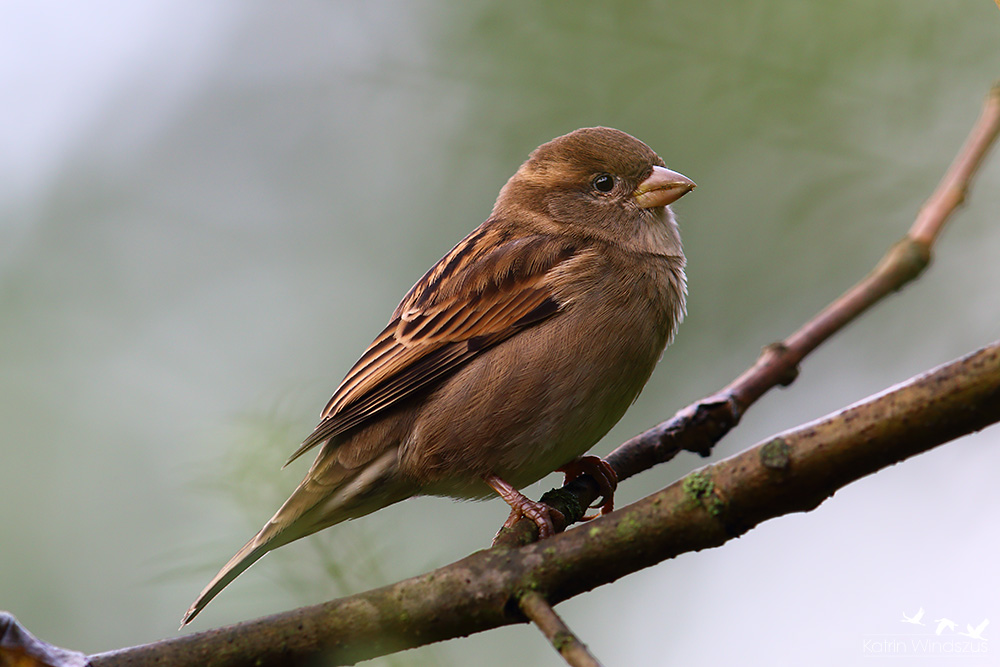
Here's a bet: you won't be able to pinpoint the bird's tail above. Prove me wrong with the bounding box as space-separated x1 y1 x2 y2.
180 526 284 628
181 448 403 627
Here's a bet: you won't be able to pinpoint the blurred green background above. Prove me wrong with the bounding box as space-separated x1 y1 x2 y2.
2 2 999 665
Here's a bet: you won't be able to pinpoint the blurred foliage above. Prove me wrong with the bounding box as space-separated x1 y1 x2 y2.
1 2 998 666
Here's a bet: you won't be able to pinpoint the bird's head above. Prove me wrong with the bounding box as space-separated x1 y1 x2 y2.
494 127 695 252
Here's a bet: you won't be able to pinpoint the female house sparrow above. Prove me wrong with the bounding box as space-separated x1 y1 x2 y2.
182 127 694 625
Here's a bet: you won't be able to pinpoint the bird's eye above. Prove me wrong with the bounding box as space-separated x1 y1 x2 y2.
592 174 615 193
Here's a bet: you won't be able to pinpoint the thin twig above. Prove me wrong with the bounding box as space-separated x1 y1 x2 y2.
913 81 1000 244
519 592 603 667
494 80 1000 547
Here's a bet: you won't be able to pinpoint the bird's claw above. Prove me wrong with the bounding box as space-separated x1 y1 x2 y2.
499 501 566 540
557 455 618 519
486 473 566 541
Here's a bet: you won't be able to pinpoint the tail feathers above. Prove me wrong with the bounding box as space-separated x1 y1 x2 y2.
181 467 349 627
180 527 281 627
181 448 405 627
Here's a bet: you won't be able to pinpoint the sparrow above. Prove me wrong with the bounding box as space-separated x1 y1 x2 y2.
182 127 694 625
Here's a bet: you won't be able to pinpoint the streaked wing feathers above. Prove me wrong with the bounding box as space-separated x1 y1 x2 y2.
285 233 575 465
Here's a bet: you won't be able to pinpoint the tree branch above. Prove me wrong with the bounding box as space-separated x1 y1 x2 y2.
70 340 999 666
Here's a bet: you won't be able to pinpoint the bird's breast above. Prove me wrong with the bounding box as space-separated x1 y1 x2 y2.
402 251 685 497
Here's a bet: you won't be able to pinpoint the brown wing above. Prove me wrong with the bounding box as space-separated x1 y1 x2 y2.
284 230 577 465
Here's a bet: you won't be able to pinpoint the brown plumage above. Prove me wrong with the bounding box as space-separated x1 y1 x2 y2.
182 127 694 625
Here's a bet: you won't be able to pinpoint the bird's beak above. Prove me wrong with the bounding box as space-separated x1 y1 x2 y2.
633 166 696 208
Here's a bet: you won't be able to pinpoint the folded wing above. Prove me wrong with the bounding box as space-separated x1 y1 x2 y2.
285 232 578 466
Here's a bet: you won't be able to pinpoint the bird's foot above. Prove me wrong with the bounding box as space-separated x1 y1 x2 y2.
557 456 618 520
486 473 565 540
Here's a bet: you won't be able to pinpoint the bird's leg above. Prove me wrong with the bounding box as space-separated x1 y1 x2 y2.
557 455 618 520
485 473 565 540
